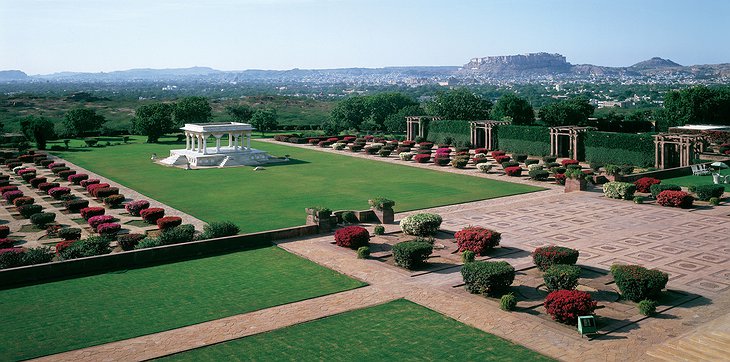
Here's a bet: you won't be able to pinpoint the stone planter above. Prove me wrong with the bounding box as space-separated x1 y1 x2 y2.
371 207 394 224
564 178 588 193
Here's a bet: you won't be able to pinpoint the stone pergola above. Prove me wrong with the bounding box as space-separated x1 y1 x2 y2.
405 116 441 141
653 133 705 169
182 122 253 155
470 120 510 150
549 126 595 160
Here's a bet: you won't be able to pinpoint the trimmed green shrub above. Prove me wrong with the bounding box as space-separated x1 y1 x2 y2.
495 125 550 156
689 184 725 201
22 247 54 265
584 131 654 167
462 250 476 263
650 183 682 199
461 260 515 295
392 241 433 270
159 224 196 245
639 299 658 316
543 264 581 292
399 213 442 237
603 181 636 200
524 159 539 166
58 236 111 260
529 169 550 181
709 197 720 206
341 211 358 224
356 246 370 259
427 120 471 146
18 204 42 218
368 197 395 210
532 246 579 271
373 225 385 235
30 212 55 227
58 227 81 241
610 264 669 302
500 293 517 311
201 221 240 239
0 249 25 269
118 233 145 251
633 196 645 204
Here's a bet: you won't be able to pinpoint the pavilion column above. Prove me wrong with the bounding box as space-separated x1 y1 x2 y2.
234 134 239 151
185 132 190 150
215 134 222 153
247 132 251 149
228 133 233 148
193 134 198 152
197 135 203 154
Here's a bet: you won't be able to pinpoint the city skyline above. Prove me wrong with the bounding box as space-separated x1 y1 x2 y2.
1 0 729 75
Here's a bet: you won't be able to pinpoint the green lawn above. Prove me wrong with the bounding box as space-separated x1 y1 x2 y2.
50 136 543 233
662 168 730 187
158 299 553 361
0 246 365 361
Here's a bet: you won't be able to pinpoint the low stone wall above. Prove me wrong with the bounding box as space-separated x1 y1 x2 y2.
0 224 320 289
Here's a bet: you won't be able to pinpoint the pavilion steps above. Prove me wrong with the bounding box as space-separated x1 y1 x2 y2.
646 330 730 361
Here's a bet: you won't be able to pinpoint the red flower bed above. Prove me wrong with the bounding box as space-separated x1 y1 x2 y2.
414 154 431 163
48 187 71 199
55 240 77 254
140 207 165 224
87 183 110 194
334 225 370 249
343 136 357 142
68 173 89 184
307 138 320 145
436 147 451 155
80 207 105 220
544 290 597 325
633 177 661 193
401 140 415 147
472 157 487 165
46 162 65 169
0 238 15 249
494 155 511 164
0 225 9 238
554 173 566 185
657 190 694 208
88 215 115 231
38 182 60 192
455 226 501 255
157 216 183 231
125 200 150 216
12 196 34 207
80 179 100 188
93 187 119 198
3 190 23 202
491 151 506 157
0 185 18 194
326 137 339 143
504 166 522 176
474 148 488 155
30 177 47 188
561 159 580 167
97 222 121 236
17 168 36 176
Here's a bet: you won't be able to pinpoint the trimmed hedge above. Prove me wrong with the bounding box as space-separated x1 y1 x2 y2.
543 264 581 292
30 212 55 227
584 131 654 167
200 221 240 239
140 207 165 224
400 213 442 237
461 260 515 296
611 264 668 301
392 241 433 270
454 226 501 255
18 204 42 218
334 225 370 249
427 120 471 146
603 181 636 200
495 125 550 156
689 184 725 201
650 183 681 199
544 290 597 325
532 246 579 271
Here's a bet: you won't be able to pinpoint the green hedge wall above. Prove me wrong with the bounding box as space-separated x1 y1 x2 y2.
584 131 655 167
427 120 471 146
495 125 550 156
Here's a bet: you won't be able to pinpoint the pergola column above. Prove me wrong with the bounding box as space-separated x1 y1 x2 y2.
234 134 240 151
246 132 251 149
214 134 222 153
185 132 191 150
201 134 208 155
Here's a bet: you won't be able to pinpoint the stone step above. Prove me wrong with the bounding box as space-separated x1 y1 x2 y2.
674 339 727 360
648 344 711 362
646 348 687 362
688 332 730 350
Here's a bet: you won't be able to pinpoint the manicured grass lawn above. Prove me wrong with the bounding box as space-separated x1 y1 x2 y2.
0 246 365 361
50 136 543 233
662 168 730 187
158 299 553 361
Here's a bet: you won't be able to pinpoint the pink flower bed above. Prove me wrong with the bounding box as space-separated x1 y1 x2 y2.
48 187 71 199
80 207 105 220
97 222 121 236
125 200 150 216
88 215 115 231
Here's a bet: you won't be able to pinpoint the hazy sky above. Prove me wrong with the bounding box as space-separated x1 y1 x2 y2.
1 0 728 74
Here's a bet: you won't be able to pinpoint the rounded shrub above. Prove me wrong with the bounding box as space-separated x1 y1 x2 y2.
93 187 119 199
30 177 47 188
454 226 501 255
80 179 100 188
398 152 414 161
97 223 121 236
461 261 515 295
140 207 165 224
504 166 522 176
544 290 597 325
610 264 668 302
334 225 370 249
500 293 517 311
0 248 26 269
656 190 693 208
524 159 539 166
476 162 493 173
633 177 661 193
709 197 720 206
30 212 56 227
12 196 35 207
561 159 580 167
689 184 725 201
532 245 579 271
399 213 442 237
201 221 240 239
0 225 9 238
58 236 111 260
159 224 196 245
0 238 15 249
80 207 105 220
357 246 370 259
58 227 81 241
38 182 60 192
341 211 358 224
392 241 433 270
135 237 165 250
18 204 43 218
462 250 476 263
543 264 581 292
48 186 71 199
413 154 431 163
650 183 682 199
529 169 550 181
373 225 385 235
68 173 89 185
633 196 645 204
638 299 658 316
125 199 150 216
88 215 115 231
603 181 637 200
118 233 145 251
3 190 23 203
104 194 125 207
157 216 183 231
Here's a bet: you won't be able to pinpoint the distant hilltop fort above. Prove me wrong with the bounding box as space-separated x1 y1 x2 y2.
463 52 571 73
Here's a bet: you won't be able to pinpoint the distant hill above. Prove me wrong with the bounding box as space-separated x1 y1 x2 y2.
630 57 682 69
0 70 29 81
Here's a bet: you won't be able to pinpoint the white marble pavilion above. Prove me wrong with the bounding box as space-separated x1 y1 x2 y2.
158 122 277 168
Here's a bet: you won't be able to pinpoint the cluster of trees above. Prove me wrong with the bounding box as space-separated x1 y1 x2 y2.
656 86 730 131
225 104 279 136
537 96 594 127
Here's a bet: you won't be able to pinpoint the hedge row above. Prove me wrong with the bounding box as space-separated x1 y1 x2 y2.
584 131 654 167
495 125 550 156
426 120 471 146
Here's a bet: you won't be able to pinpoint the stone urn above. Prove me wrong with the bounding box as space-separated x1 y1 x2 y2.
564 178 588 193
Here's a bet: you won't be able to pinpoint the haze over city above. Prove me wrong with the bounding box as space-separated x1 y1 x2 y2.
1 0 729 74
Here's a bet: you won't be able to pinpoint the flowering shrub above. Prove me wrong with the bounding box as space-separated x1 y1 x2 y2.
30 177 47 188
527 164 543 171
561 159 580 167
88 215 115 231
12 196 35 207
393 241 433 269
3 190 23 203
334 225 370 249
93 187 119 199
656 190 693 208
48 187 71 199
435 147 451 155
38 182 60 192
118 233 145 251
331 142 346 150
86 183 110 194
17 168 36 176
633 177 661 193
51 166 70 175
610 264 668 301
455 226 501 255
413 154 431 163
80 179 100 188
47 162 64 169
0 225 8 238
474 148 488 154
97 223 121 236
18 204 42 218
451 156 469 169
57 170 76 180
57 236 111 260
472 156 488 165
544 290 597 325
603 181 637 200
68 173 89 184
434 155 450 166
125 200 150 216
0 238 15 249
494 155 511 164
491 151 506 157
0 185 18 195
461 261 515 295
418 142 433 150
544 264 581 292
399 152 414 161
157 216 183 231
504 166 522 176
400 213 442 237
532 246 579 271
140 207 165 223
104 194 125 207
80 206 105 220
